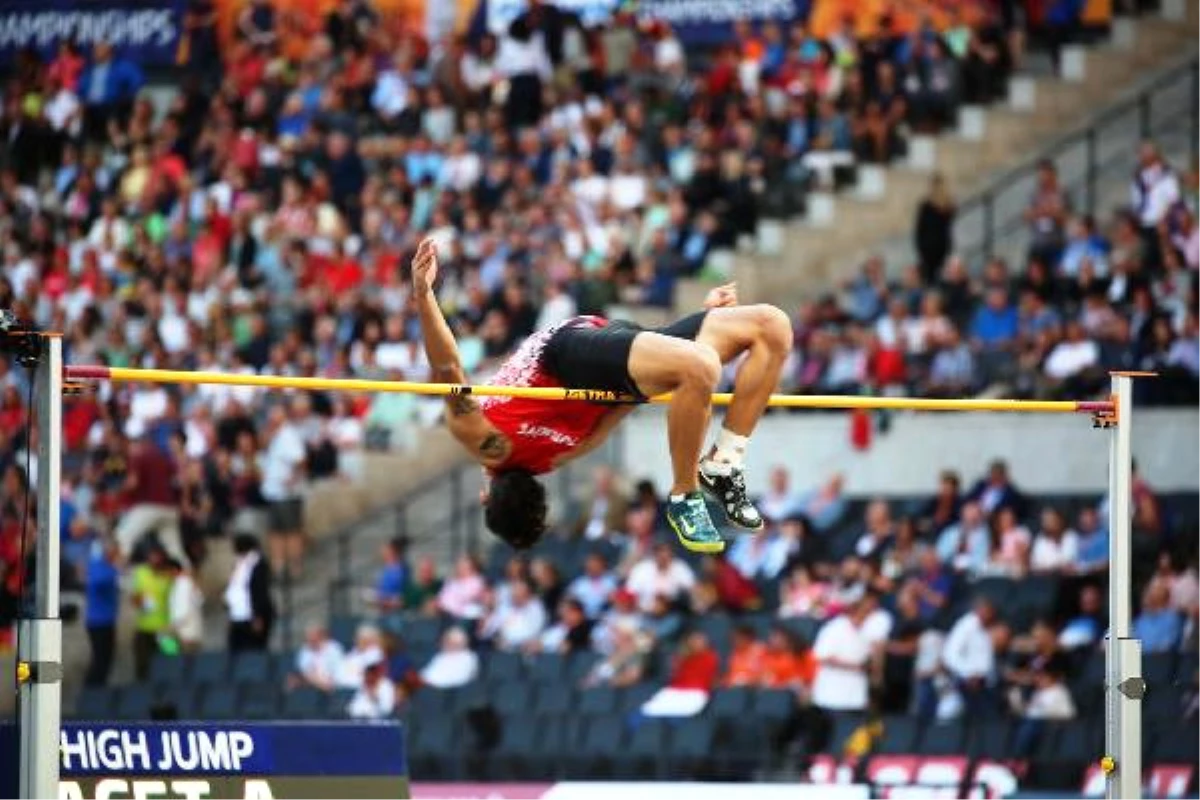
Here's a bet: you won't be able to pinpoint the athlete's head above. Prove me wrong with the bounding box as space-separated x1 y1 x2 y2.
484 469 547 550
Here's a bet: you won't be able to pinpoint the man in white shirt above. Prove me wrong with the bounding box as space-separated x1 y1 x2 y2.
346 656 397 720
1130 141 1181 230
292 622 345 692
759 466 800 522
482 579 546 651
811 591 892 711
1043 320 1099 382
942 598 999 716
727 526 789 581
420 627 479 689
568 552 617 619
260 403 307 577
626 543 696 613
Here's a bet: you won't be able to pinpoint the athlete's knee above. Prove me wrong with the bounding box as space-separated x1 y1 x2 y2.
753 304 793 356
677 343 722 391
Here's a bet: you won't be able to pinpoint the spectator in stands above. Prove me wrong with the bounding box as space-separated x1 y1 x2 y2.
880 517 926 582
78 42 144 142
337 623 387 690
855 499 895 560
290 622 344 693
573 465 629 540
626 542 695 614
481 578 547 651
346 655 397 720
1059 584 1105 651
370 536 408 613
1060 215 1109 278
760 466 801 522
909 548 952 622
115 430 182 563
644 593 686 643
130 543 172 680
165 558 204 654
224 533 274 652
1134 582 1183 653
537 598 594 655
986 507 1032 577
878 582 928 713
761 627 817 691
1070 507 1109 577
812 590 892 712
914 174 957 284
970 288 1020 353
1030 508 1079 573
1044 319 1103 396
419 627 479 690
568 551 617 619
918 470 963 537
967 460 1027 518
583 618 647 689
1155 552 1199 618
530 558 565 617
260 403 308 578
1025 159 1070 265
779 564 831 620
728 520 790 581
796 473 848 533
1012 663 1076 756
84 538 121 686
723 625 767 687
437 555 487 620
641 630 720 718
942 597 1000 717
1131 141 1181 265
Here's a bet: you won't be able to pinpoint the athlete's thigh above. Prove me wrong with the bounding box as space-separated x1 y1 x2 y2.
627 331 712 397
693 306 766 362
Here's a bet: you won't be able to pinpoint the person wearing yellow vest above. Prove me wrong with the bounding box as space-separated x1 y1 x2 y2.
130 544 173 680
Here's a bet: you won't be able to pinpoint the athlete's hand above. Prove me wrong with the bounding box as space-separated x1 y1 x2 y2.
703 282 738 309
411 237 439 296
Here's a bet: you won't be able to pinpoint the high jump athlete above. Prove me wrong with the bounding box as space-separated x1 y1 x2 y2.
411 238 793 554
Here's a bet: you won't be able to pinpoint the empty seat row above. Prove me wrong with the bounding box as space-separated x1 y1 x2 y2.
74 684 355 721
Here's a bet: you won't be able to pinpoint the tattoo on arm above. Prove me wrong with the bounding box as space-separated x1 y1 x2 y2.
479 432 509 460
447 395 478 417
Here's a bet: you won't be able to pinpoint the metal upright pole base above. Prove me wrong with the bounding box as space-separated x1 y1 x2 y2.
18 334 63 800
1104 373 1143 800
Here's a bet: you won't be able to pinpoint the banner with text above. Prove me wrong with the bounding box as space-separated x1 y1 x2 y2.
0 0 188 66
0 722 409 799
635 0 808 45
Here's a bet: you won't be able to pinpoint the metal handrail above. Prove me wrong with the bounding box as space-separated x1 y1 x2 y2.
961 53 1198 265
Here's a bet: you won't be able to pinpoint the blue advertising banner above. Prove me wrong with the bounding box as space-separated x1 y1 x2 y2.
636 0 810 46
0 0 188 67
0 721 409 799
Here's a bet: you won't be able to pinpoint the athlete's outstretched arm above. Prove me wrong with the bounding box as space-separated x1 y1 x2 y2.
411 239 511 466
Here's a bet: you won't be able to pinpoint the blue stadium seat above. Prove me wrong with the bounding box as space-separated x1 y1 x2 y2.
1143 685 1187 722
411 688 451 716
1151 720 1200 763
780 616 823 645
73 687 114 719
695 613 734 651
669 714 716 762
919 720 966 755
167 685 204 718
618 683 656 714
447 682 488 713
579 714 627 775
329 616 361 647
750 688 795 722
1174 652 1199 687
1046 721 1101 762
877 716 920 753
578 686 618 716
200 686 239 720
484 651 525 683
626 719 670 778
282 687 327 719
528 653 567 683
709 687 752 719
230 651 272 685
971 577 1015 611
114 685 153 720
149 654 187 686
400 616 444 650
566 652 601 685
189 652 228 687
968 719 1013 759
1142 652 1176 688
327 689 354 718
491 681 536 716
828 712 867 754
491 717 541 779
534 683 574 716
538 717 588 762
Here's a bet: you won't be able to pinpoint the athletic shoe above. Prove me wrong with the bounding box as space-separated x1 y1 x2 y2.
666 492 726 553
698 462 764 532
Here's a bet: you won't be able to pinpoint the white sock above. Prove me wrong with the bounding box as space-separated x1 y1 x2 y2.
669 493 687 502
704 428 749 472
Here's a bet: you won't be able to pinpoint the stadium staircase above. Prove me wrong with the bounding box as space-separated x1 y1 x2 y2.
671 2 1200 313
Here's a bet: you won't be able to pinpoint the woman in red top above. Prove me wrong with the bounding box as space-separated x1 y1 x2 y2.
411 238 792 555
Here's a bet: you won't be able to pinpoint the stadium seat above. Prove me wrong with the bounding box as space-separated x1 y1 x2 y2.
695 613 734 650
200 686 239 720
491 681 536 716
230 651 272 685
73 687 114 719
1078 651 1107 690
578 715 627 776
240 690 279 720
447 682 489 714
528 653 567 683
1143 685 1188 722
1047 721 1101 762
668 714 717 776
328 689 355 718
282 687 327 719
626 719 670 778
168 685 204 718
618 683 656 714
968 719 1013 760
329 616 361 647
1009 575 1058 629
780 616 823 645
751 688 795 723
114 685 153 720
578 686 619 716
400 616 444 650
409 717 458 778
567 651 601 685
149 654 187 686
538 717 588 762
709 687 752 719
1174 652 1198 687
919 720 966 755
484 651 525 683
411 687 450 716
534 683 575 716
1151 721 1200 763
189 652 228 687
828 712 868 754
1142 652 1176 688
972 577 1015 611
877 716 920 753
490 717 541 779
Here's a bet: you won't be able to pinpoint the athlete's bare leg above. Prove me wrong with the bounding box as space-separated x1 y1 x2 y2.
695 304 794 436
626 333 721 496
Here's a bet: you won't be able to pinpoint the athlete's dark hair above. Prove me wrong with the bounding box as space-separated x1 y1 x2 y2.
485 469 547 550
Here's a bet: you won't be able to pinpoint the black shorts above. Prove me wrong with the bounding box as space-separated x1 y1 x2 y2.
542 312 708 398
267 499 304 534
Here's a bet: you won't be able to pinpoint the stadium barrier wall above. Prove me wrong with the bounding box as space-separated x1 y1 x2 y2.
0 721 409 799
620 409 1199 496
